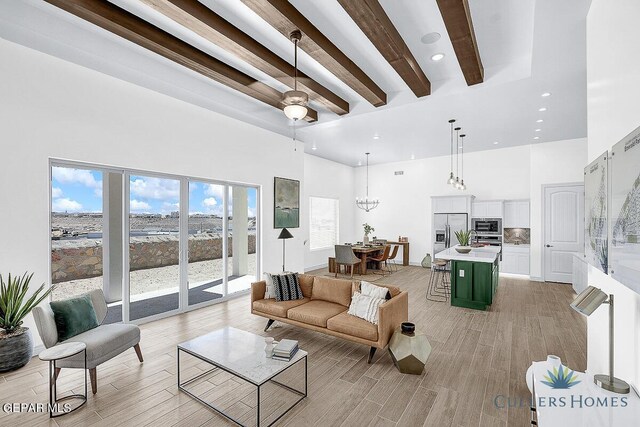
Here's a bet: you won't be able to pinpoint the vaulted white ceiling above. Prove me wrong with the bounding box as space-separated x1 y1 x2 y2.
0 0 590 165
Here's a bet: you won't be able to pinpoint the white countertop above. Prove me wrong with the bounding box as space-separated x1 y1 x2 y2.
434 246 500 263
503 243 530 248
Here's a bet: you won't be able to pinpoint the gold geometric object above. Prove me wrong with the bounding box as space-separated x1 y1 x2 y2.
388 322 431 375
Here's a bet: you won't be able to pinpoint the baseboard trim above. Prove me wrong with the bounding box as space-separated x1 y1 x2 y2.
499 272 530 279
529 275 544 282
305 263 328 272
33 344 45 356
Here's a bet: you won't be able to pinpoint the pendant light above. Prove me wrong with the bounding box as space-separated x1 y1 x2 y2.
356 153 380 212
459 134 467 191
454 126 461 188
447 119 456 184
282 30 309 121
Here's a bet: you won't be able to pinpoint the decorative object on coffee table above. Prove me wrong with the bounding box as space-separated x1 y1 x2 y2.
388 322 432 375
0 272 53 372
39 341 87 418
274 177 300 229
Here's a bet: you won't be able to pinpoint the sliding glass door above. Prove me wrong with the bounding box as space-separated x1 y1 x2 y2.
50 161 260 324
227 185 258 294
127 174 180 321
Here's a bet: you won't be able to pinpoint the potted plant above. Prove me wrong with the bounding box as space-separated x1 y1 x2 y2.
454 230 473 253
362 223 375 245
0 273 53 372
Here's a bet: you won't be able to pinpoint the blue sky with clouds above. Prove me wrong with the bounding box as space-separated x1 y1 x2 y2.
51 167 256 216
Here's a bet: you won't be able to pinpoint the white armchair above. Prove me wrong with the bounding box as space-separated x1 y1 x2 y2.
33 289 142 394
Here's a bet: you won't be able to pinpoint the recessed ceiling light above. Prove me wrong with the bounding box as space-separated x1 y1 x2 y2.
533 136 540 140
357 161 362 166
541 92 552 97
311 143 317 150
410 154 415 160
493 141 499 145
421 32 441 45
431 53 445 61
535 129 542 132
536 119 544 123
539 107 547 112
373 134 380 140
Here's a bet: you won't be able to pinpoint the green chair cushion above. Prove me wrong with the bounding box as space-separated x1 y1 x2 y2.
50 294 99 342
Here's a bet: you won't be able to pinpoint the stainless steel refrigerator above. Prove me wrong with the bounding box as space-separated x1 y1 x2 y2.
433 213 468 257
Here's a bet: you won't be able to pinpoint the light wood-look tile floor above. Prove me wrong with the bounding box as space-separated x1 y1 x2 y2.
0 266 586 426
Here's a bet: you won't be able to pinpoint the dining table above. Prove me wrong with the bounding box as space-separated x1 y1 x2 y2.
349 245 385 275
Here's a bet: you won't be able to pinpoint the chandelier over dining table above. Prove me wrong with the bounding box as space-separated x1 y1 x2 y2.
356 152 380 212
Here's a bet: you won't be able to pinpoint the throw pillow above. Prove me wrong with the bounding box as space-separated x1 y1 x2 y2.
264 273 276 299
50 294 100 342
348 292 385 325
360 281 391 300
273 273 304 302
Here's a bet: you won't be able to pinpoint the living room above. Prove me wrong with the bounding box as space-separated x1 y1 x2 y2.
1 0 639 426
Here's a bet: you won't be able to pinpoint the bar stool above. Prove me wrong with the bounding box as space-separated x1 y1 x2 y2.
427 259 450 302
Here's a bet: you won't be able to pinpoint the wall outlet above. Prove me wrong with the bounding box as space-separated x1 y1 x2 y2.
459 270 465 277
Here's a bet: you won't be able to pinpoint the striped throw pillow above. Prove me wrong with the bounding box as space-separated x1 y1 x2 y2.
348 292 385 325
273 273 304 302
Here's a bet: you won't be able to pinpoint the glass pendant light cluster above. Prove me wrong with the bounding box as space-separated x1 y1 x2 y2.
356 153 380 212
282 30 309 121
446 119 467 191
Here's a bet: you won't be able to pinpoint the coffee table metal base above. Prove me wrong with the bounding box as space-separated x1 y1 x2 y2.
177 347 307 427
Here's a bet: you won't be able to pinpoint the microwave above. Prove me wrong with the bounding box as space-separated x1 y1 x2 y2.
472 218 502 235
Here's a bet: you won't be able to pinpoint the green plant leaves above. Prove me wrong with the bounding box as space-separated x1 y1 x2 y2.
0 272 53 334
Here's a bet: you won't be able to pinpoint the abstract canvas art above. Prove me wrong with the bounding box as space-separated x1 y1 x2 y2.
610 127 640 293
584 151 608 273
274 177 299 229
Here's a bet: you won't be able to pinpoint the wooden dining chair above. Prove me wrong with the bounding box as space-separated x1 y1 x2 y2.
367 245 392 276
334 245 361 278
387 245 400 272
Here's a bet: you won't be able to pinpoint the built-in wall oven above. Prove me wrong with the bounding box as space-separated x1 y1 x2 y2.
471 218 502 235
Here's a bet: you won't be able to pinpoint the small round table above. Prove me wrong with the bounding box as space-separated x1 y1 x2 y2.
38 342 87 418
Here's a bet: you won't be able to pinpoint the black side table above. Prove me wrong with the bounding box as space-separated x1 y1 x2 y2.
38 341 87 418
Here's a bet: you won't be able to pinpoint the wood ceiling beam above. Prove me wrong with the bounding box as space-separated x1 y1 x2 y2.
44 0 318 122
337 0 430 97
140 0 348 115
240 0 387 107
436 0 484 86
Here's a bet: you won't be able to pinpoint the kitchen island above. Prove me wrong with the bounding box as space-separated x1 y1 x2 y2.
434 246 501 310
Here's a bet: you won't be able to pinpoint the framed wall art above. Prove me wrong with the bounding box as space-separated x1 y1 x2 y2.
274 177 300 229
584 151 608 273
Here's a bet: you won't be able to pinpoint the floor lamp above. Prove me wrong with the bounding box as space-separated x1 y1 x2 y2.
278 228 293 272
570 285 630 394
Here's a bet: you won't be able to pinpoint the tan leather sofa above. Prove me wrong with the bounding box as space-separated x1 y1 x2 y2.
251 274 408 363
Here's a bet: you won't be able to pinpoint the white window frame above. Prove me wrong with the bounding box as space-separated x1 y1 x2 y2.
309 196 340 251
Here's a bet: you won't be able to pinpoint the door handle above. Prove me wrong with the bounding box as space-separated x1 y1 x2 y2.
545 244 553 248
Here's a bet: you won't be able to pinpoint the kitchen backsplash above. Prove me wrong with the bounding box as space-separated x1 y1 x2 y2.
504 228 530 244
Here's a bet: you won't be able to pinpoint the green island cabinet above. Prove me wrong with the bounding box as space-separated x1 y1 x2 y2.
449 258 499 310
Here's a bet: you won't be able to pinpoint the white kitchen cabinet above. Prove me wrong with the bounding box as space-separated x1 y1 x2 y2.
501 245 530 275
504 200 530 228
432 196 474 214
472 200 503 218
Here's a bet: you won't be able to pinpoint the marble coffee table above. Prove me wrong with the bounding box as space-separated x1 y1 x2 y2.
177 326 307 427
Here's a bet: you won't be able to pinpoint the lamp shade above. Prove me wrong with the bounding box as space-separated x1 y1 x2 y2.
570 285 608 315
278 228 293 239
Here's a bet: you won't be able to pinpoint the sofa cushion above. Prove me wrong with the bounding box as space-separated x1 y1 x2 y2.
297 274 314 298
352 281 401 298
273 273 304 302
327 312 378 342
311 276 353 307
253 297 310 318
347 292 385 325
287 300 347 327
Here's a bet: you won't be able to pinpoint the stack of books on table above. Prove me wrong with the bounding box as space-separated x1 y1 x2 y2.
272 339 299 361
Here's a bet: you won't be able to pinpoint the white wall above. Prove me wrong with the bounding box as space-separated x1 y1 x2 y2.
587 0 640 389
354 139 586 270
0 39 305 347
303 154 356 271
529 138 587 280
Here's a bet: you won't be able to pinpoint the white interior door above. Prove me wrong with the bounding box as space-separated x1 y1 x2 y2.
543 184 584 283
